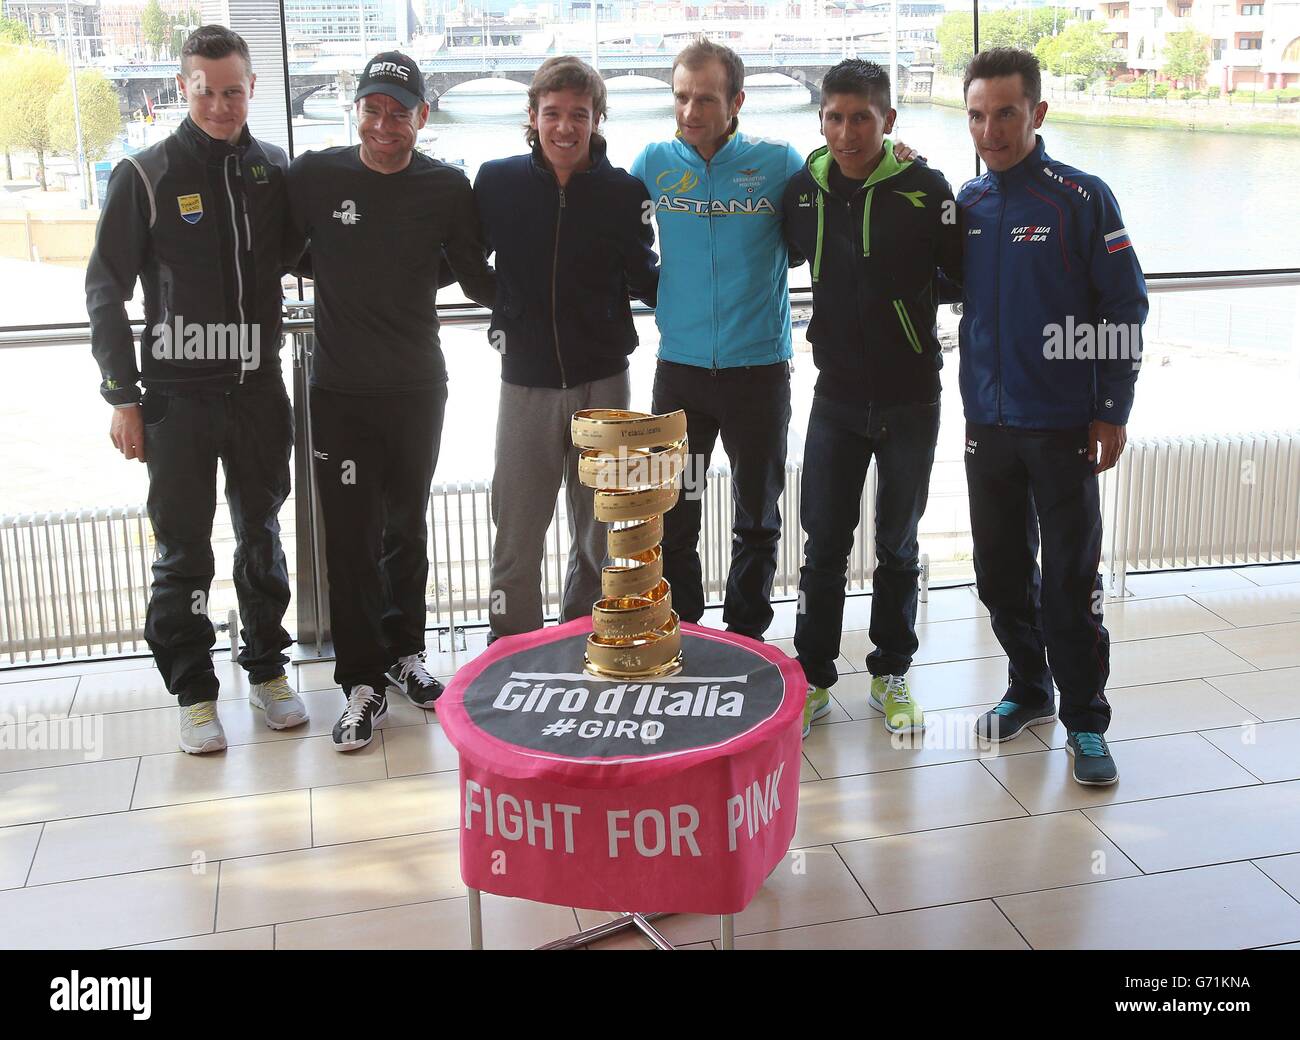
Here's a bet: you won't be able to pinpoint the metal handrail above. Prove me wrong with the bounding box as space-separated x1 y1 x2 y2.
2 271 1298 349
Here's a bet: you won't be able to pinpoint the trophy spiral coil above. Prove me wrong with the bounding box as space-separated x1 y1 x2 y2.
571 408 689 679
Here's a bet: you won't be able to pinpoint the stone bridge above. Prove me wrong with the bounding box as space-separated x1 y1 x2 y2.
106 48 916 116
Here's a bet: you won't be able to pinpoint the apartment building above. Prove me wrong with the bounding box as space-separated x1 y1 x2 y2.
1101 0 1300 89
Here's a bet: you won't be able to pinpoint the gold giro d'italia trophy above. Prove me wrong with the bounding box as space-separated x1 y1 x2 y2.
571 408 690 680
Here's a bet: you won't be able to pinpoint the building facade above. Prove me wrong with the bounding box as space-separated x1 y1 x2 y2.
2 0 104 60
1100 0 1300 89
98 0 196 61
282 0 413 47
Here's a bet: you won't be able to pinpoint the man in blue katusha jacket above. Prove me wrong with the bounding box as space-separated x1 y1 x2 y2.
631 39 804 642
957 48 1148 787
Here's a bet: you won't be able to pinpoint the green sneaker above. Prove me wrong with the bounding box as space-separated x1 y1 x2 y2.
802 686 833 738
869 674 925 734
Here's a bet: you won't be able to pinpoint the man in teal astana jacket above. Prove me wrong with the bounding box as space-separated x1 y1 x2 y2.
631 39 804 640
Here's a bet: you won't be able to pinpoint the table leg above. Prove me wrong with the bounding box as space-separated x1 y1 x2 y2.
631 913 674 950
720 914 735 950
467 887 483 950
536 911 672 950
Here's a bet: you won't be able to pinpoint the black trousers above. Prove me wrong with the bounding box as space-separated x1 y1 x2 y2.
651 359 791 639
964 422 1111 733
795 396 940 689
310 384 446 690
142 379 293 706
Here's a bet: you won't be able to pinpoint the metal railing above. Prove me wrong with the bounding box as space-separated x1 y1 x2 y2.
3 270 1299 666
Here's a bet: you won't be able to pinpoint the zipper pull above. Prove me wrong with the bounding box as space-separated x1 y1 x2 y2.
559 187 566 209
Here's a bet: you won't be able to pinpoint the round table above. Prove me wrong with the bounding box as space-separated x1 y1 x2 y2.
438 618 807 949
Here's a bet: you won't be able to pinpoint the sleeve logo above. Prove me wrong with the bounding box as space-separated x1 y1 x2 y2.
1105 227 1133 253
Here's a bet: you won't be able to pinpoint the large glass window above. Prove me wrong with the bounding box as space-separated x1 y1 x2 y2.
1 2 1297 662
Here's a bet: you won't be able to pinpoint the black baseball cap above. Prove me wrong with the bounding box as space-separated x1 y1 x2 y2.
355 51 424 110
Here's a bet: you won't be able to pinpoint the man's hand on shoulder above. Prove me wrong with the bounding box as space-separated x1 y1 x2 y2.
110 404 146 463
1088 419 1126 474
892 139 926 164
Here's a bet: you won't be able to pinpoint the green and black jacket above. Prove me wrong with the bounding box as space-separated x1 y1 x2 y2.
782 141 963 407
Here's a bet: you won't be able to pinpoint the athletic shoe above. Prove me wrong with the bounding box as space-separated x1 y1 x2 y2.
869 674 925 734
974 699 1057 743
1067 731 1119 786
249 674 309 729
385 652 443 710
178 701 227 754
802 686 833 738
331 684 387 752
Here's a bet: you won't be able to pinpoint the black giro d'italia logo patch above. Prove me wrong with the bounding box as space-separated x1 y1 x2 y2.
464 631 786 759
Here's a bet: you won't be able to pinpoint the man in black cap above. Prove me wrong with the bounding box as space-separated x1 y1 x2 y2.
287 51 496 751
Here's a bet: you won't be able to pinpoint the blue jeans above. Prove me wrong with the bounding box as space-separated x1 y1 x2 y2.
794 395 940 689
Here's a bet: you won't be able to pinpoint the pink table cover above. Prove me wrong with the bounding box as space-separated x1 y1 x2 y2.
437 618 807 915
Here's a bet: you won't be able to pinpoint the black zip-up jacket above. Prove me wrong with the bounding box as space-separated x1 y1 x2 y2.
86 117 294 405
783 142 963 407
473 137 659 389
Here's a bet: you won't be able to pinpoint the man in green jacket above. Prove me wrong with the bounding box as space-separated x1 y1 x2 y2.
782 60 963 738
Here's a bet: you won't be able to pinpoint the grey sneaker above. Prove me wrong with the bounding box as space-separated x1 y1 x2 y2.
250 675 309 730
178 701 227 754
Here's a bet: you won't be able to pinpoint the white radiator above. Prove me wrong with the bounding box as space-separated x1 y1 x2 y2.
14 431 1293 665
0 508 153 662
1102 431 1300 595
425 462 881 631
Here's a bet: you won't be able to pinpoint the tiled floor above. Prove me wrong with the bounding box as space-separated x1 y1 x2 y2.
2 565 1300 950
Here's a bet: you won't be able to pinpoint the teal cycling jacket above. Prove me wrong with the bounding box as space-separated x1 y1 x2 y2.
631 130 804 369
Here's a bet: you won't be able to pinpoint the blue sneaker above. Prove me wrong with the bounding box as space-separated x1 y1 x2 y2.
974 699 1056 743
1067 731 1119 786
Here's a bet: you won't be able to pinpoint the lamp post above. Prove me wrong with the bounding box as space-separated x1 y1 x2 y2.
337 70 357 145
64 0 87 209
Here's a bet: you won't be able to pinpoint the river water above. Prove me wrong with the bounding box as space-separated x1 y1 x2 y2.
3 81 1297 513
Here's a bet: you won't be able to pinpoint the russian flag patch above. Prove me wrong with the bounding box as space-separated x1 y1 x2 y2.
1105 227 1132 254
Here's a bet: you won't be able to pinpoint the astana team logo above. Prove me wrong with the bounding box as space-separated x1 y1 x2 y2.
656 169 700 194
653 167 775 216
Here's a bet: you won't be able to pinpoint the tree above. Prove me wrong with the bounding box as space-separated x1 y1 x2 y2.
0 16 31 46
936 8 1070 75
1036 20 1118 87
168 6 203 58
0 23 33 179
141 0 170 60
0 46 67 189
935 12 974 74
1162 27 1211 88
48 69 122 165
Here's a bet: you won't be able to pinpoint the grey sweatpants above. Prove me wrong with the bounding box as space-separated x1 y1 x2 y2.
489 370 632 637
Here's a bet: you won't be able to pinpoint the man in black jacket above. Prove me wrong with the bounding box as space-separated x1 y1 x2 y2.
287 52 496 750
474 56 659 640
86 26 307 755
783 60 963 739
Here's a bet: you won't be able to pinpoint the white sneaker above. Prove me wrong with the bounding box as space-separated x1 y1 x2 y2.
178 701 227 754
249 675 309 729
